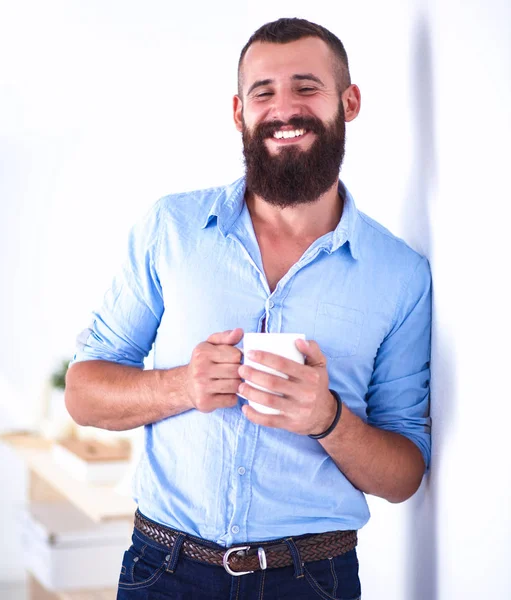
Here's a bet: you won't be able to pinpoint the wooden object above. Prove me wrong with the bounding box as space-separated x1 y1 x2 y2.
1 433 135 599
52 438 132 484
30 471 66 503
56 438 131 463
2 433 136 521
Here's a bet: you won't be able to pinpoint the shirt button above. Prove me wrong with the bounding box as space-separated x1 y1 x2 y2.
268 300 275 309
231 525 240 534
237 467 246 475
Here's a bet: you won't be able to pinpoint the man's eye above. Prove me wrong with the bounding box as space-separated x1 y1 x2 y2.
298 87 316 93
255 92 273 98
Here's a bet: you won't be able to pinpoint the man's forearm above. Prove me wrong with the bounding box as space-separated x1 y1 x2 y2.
320 404 426 503
65 361 191 431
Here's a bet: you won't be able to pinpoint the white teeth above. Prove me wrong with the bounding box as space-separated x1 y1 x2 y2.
273 129 305 140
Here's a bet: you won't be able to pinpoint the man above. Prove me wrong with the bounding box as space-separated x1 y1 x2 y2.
66 17 431 600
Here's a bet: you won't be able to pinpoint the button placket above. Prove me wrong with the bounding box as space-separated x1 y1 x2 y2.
226 410 260 544
265 295 279 332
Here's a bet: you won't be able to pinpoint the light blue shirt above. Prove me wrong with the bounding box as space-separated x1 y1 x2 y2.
73 177 431 546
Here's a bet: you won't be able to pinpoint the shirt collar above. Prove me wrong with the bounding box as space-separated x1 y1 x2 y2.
202 176 360 260
201 177 246 235
331 181 360 259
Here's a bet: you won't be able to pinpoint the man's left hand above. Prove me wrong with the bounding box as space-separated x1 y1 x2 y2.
238 338 337 436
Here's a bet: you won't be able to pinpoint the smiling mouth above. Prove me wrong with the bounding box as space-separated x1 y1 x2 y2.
272 128 307 140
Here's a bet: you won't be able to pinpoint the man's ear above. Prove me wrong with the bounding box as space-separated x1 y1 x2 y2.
342 84 362 122
233 95 243 132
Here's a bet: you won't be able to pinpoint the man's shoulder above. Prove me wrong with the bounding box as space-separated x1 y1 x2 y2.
355 210 427 266
128 181 240 247
352 210 431 307
155 180 240 219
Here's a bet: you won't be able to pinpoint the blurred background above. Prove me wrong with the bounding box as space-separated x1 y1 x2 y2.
0 0 509 598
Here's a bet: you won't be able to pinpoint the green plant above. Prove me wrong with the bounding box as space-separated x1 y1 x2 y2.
51 360 70 390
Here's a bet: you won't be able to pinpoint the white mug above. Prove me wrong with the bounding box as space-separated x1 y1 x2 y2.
240 332 306 414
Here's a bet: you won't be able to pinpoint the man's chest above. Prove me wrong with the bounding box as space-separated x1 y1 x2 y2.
153 225 395 380
257 237 313 293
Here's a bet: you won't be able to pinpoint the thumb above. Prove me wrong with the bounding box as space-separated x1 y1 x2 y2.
295 338 326 367
207 327 244 346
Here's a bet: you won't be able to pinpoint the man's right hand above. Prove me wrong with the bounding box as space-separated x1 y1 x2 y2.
186 328 244 413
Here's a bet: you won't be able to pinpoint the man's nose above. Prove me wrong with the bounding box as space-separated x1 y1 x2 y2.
268 89 303 123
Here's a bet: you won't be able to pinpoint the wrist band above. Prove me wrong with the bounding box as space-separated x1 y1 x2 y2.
308 389 343 440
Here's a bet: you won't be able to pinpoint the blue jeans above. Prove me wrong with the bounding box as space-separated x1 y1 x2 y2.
116 526 361 599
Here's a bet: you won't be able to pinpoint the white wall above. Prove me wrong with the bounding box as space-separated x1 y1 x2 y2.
1 0 509 597
425 1 511 598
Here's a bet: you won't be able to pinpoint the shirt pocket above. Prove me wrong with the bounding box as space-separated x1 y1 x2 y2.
314 303 364 358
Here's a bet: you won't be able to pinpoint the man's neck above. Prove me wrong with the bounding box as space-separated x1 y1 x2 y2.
245 180 343 241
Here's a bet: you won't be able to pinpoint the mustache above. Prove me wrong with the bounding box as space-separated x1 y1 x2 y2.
254 116 325 139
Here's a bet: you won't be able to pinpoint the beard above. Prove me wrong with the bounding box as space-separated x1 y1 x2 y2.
242 102 346 208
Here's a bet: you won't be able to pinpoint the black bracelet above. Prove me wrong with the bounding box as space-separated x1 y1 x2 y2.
308 389 343 440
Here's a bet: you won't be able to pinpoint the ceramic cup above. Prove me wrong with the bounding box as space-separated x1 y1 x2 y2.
240 332 306 414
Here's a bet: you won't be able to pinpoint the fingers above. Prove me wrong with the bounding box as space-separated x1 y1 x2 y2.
191 378 240 412
244 351 303 379
192 342 242 365
189 333 327 423
242 351 315 383
212 345 243 364
188 341 242 412
295 338 327 368
238 364 295 396
212 363 243 379
195 392 239 413
203 329 244 363
242 403 285 429
207 328 244 346
200 378 241 395
238 382 286 414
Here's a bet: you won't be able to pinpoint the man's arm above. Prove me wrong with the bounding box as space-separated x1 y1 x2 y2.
65 361 190 431
239 344 425 503
318 398 425 503
66 328 244 431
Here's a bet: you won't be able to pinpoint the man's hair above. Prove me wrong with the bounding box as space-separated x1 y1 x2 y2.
237 18 351 96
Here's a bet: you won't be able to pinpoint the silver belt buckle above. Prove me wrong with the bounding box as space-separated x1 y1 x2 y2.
222 545 268 576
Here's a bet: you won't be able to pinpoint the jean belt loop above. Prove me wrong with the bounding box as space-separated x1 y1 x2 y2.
284 538 304 579
166 532 186 573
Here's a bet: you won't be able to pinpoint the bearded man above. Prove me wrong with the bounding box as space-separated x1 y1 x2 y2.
66 17 432 600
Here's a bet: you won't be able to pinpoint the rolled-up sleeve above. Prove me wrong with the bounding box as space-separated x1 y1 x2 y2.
72 201 164 368
366 256 432 469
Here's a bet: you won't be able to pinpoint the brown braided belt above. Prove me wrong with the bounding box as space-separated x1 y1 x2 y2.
134 510 357 577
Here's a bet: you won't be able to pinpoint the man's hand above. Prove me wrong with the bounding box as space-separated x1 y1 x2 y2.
186 328 244 413
238 338 337 436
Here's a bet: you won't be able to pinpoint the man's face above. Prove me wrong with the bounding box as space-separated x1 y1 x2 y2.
234 37 347 207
